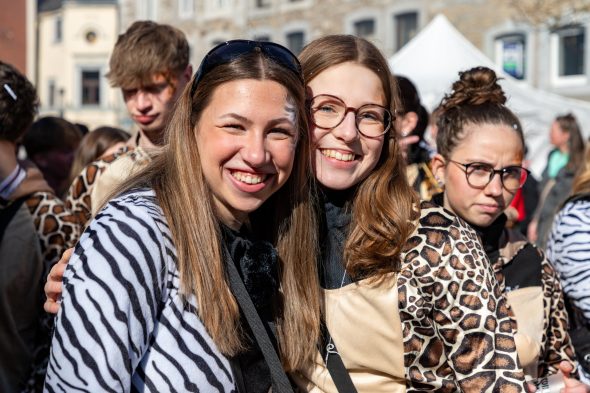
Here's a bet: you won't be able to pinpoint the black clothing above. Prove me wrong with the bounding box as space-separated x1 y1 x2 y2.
318 187 354 289
222 226 279 393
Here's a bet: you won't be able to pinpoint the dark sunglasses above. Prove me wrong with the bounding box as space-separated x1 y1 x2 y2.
190 39 303 96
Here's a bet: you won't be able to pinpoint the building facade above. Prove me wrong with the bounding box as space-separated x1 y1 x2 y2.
0 0 37 79
118 0 590 101
32 0 589 129
36 0 122 128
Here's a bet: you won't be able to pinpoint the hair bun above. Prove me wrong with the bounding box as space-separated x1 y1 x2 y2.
441 66 506 110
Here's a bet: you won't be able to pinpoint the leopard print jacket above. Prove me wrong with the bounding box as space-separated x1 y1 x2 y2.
1 184 79 392
65 146 131 238
24 191 80 392
398 201 526 392
492 228 577 378
25 192 79 269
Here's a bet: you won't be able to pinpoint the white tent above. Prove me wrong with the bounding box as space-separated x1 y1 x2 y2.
389 14 590 176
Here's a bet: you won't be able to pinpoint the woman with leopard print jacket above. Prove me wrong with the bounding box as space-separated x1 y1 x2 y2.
431 66 580 385
291 36 528 392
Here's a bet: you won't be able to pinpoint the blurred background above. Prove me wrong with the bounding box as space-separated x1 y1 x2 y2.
2 0 590 172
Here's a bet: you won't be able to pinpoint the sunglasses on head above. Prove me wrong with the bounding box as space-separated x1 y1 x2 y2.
190 39 303 96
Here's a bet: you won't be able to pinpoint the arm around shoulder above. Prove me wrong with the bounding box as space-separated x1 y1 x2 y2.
44 191 171 391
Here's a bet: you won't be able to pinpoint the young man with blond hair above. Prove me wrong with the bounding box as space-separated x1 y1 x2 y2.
66 21 192 231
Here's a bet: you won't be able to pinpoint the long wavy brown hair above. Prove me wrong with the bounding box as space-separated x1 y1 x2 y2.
299 35 418 279
115 51 320 370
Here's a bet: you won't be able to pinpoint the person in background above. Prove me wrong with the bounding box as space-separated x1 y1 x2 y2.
65 20 192 235
395 75 440 200
430 66 578 383
529 113 585 247
0 62 78 393
505 144 539 236
22 116 82 198
74 122 89 136
547 145 590 382
68 126 129 186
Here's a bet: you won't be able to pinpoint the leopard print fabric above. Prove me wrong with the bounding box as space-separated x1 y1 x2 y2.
65 147 131 238
25 192 79 269
20 191 79 393
493 240 577 377
398 201 526 392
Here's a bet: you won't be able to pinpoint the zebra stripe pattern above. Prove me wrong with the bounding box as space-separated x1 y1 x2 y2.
44 189 236 392
546 197 590 322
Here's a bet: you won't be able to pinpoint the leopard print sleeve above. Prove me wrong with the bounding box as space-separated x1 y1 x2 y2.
538 254 577 376
65 147 130 239
25 192 79 271
398 201 526 392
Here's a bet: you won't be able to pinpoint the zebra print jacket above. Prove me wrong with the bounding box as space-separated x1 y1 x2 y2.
44 189 236 392
546 196 590 322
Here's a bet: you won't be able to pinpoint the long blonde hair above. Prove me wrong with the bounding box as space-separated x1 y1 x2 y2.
117 51 320 369
299 35 418 279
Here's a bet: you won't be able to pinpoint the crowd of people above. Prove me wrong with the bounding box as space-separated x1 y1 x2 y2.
1 18 590 393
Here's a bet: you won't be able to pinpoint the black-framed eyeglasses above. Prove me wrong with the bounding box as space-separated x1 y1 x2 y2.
307 94 393 138
190 39 303 96
449 160 529 192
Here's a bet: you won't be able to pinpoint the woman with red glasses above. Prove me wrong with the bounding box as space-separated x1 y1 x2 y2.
430 66 580 386
43 41 319 392
291 36 527 392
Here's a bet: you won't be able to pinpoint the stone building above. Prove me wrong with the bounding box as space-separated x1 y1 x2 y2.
117 0 590 101
31 0 589 128
36 0 122 128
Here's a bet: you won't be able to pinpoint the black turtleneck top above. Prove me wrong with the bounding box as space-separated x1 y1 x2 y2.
221 226 279 393
319 187 356 289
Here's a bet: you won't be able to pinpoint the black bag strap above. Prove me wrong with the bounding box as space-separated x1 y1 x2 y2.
0 196 28 244
320 320 358 393
225 251 294 393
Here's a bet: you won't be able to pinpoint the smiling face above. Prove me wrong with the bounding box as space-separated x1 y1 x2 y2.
307 62 386 190
196 79 298 229
432 123 524 228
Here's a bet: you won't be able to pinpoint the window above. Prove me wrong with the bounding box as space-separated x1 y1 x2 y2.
55 16 62 42
495 34 526 80
286 31 305 55
81 70 100 106
395 12 417 51
556 26 585 76
354 19 375 39
48 80 56 108
256 0 271 8
178 0 194 18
